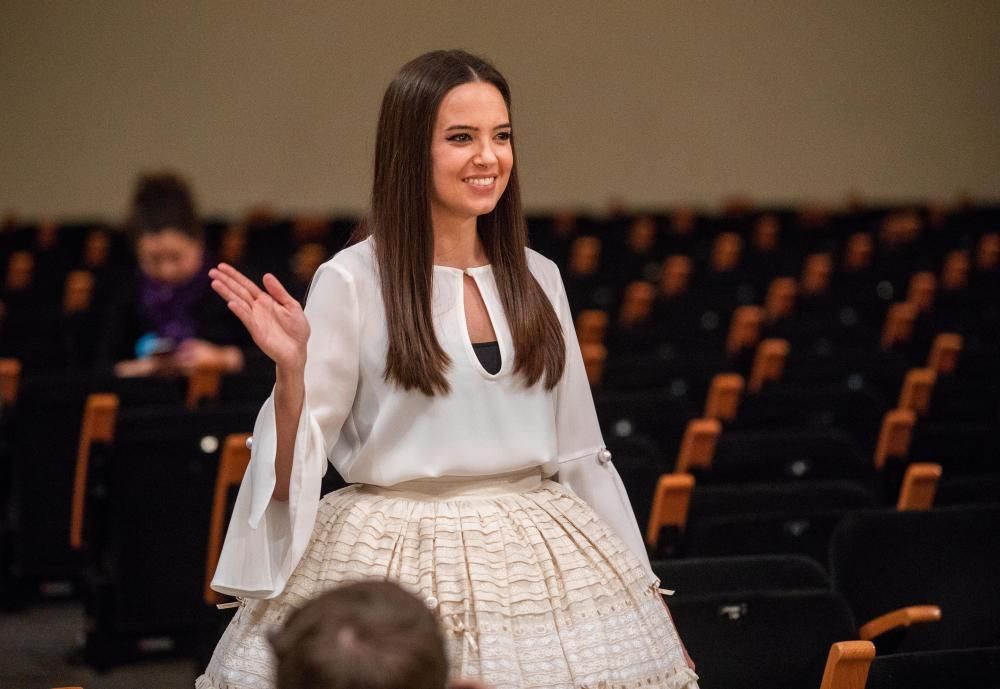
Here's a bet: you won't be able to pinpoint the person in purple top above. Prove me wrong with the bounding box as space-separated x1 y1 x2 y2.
97 172 249 377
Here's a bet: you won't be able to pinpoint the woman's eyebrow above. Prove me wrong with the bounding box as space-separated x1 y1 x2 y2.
444 123 512 132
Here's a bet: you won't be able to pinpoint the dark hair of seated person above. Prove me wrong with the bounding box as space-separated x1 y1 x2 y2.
269 581 449 689
128 172 203 242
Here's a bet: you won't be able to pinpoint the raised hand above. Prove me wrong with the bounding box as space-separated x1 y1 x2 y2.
209 263 310 371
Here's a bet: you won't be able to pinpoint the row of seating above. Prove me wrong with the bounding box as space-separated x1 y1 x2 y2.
2 204 997 681
656 538 1000 688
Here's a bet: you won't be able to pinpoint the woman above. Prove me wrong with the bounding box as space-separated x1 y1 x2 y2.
98 173 248 377
198 50 698 689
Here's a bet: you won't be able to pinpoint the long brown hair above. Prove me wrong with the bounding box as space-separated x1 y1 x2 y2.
355 50 565 396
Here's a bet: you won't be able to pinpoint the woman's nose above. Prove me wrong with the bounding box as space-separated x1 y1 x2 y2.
474 141 499 167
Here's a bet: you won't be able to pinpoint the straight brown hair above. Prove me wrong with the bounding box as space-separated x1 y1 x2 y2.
354 50 565 396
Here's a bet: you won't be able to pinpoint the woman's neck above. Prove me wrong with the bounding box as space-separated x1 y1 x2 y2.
431 210 488 269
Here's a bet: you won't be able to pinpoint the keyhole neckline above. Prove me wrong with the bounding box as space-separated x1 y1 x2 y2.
433 263 492 276
447 264 507 380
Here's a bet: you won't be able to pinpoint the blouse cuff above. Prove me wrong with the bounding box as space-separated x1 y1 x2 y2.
210 392 326 599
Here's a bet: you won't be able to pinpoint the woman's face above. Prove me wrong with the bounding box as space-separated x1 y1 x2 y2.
429 81 513 224
137 228 204 285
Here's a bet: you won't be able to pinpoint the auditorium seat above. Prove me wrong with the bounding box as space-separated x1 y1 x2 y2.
595 388 698 465
669 590 857 689
75 398 259 670
1 371 188 605
830 505 1000 653
819 640 1000 689
681 481 877 564
652 554 831 598
864 645 1000 689
644 476 877 563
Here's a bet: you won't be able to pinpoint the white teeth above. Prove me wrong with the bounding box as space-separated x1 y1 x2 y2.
464 177 496 186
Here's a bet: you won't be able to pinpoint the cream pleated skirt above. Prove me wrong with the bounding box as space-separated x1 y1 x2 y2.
197 469 699 689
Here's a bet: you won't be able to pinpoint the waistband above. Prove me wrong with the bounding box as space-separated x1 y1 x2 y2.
361 467 545 501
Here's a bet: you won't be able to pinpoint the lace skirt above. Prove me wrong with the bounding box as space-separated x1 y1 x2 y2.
196 468 699 689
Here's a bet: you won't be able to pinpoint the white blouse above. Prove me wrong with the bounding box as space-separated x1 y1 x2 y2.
211 237 653 598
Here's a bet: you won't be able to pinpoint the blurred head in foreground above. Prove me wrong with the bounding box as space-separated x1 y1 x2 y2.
270 580 489 689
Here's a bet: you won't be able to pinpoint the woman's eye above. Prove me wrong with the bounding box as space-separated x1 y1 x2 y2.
496 131 512 141
447 133 472 142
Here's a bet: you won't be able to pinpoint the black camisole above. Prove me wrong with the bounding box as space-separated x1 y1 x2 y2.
472 341 501 375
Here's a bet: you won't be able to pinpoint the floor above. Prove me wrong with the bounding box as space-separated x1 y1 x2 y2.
0 600 202 689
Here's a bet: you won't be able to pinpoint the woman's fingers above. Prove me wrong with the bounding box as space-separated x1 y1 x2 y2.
209 267 257 305
225 298 255 328
262 273 297 307
210 276 245 306
215 263 263 300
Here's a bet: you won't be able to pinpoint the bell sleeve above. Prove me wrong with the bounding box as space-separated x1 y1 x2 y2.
211 261 360 599
550 269 656 580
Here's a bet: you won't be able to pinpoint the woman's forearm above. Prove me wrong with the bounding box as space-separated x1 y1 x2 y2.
272 363 306 501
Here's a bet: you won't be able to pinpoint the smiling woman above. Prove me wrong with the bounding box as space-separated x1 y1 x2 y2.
197 50 699 689
431 83 513 222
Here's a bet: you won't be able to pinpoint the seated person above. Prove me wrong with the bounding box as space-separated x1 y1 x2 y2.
269 581 489 689
97 172 251 377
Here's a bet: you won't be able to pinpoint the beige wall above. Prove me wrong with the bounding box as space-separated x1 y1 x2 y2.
2 1 998 220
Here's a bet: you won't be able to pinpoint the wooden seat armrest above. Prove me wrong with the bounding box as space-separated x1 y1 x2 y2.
927 333 962 374
818 640 875 689
580 342 607 386
897 368 936 416
187 365 223 409
70 393 119 550
874 409 916 471
858 605 942 641
748 338 789 393
675 418 720 474
0 358 21 407
897 462 942 510
645 473 694 548
576 309 609 346
704 373 744 422
726 305 763 355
